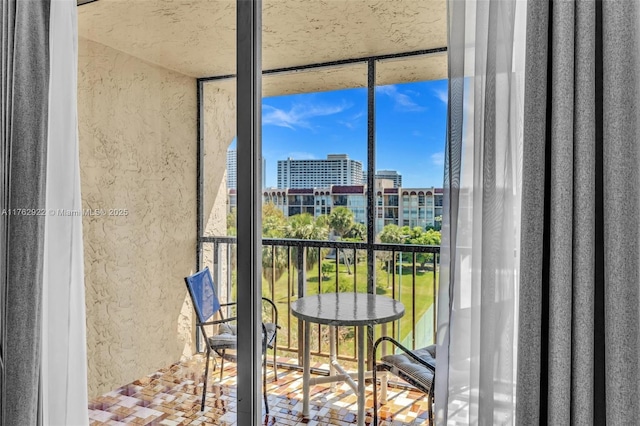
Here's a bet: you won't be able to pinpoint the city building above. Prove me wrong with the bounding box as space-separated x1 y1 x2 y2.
226 148 237 189
277 154 363 189
371 169 402 188
257 183 443 232
227 147 266 189
375 186 443 231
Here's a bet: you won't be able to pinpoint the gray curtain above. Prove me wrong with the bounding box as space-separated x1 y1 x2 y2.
1 0 50 424
517 0 639 424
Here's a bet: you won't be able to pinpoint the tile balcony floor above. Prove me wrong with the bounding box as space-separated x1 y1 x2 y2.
88 355 431 426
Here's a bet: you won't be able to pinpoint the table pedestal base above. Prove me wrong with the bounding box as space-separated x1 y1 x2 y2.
302 325 368 426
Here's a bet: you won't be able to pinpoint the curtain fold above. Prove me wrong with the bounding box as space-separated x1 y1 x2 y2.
42 0 89 424
1 0 50 424
437 0 527 423
517 0 640 424
1 0 88 424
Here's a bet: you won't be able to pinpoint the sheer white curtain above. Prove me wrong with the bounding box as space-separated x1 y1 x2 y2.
42 0 89 424
435 0 527 424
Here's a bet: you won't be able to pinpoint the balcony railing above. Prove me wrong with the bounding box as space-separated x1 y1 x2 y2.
199 236 439 372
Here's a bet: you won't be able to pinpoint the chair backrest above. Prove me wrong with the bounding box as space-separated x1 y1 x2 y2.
184 267 221 323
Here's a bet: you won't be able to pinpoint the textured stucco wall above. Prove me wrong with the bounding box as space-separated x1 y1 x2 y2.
200 81 236 304
203 80 236 232
78 0 446 79
78 37 200 398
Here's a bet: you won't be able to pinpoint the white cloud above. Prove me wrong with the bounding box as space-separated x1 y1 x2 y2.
263 101 351 129
338 110 365 129
431 152 445 166
376 85 426 112
376 85 396 96
433 88 448 105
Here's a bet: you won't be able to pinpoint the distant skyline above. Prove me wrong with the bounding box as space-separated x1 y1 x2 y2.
229 79 447 188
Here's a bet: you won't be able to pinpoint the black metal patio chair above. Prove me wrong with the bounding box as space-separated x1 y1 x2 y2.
184 267 279 413
372 337 436 425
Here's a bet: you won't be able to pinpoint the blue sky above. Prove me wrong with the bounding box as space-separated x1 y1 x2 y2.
232 79 448 188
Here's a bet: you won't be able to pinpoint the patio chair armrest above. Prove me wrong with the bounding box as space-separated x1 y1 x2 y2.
261 297 279 326
372 336 435 373
199 316 237 327
261 323 268 349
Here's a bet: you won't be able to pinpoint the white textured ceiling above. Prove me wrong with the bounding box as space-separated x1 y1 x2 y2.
78 0 447 82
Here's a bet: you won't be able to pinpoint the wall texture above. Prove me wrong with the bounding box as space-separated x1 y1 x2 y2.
201 81 236 303
78 38 200 398
203 80 236 235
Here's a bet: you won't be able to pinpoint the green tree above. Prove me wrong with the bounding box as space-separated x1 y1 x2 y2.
315 214 330 230
328 206 354 238
328 207 355 274
285 213 328 272
227 208 237 236
378 224 406 244
377 224 405 284
262 202 286 238
345 222 366 241
408 228 441 269
261 203 287 283
321 262 334 280
434 215 443 231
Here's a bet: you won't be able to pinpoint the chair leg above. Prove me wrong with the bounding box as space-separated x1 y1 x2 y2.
428 384 435 425
372 367 378 426
263 353 269 414
429 393 434 425
272 340 278 381
201 348 211 412
219 350 225 382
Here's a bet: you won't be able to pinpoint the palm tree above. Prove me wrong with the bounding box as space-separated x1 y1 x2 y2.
285 213 328 272
378 224 407 286
328 206 354 238
345 222 366 241
328 207 355 274
262 203 288 285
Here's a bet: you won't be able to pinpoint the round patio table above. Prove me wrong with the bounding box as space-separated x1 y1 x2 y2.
291 292 405 426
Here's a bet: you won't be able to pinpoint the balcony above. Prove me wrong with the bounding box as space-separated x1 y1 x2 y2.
71 0 447 423
88 356 432 425
87 237 439 425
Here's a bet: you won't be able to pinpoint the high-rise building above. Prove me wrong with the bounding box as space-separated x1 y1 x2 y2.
373 170 402 188
228 147 266 189
277 154 363 189
226 148 237 189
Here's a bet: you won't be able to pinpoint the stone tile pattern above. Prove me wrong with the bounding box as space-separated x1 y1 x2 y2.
88 355 431 425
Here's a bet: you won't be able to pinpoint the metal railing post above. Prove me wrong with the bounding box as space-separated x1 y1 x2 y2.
433 252 438 344
366 58 376 372
297 246 306 366
213 241 221 298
